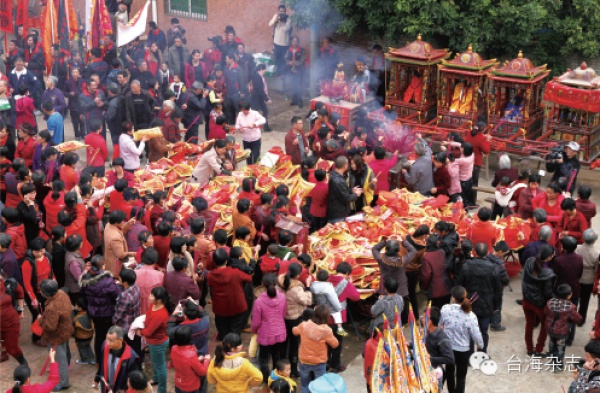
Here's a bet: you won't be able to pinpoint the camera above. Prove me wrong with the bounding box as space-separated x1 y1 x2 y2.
279 13 288 23
546 146 563 161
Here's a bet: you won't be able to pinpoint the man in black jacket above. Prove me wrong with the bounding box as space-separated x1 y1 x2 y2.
326 155 362 223
124 80 153 130
546 141 581 194
105 83 126 151
223 53 242 124
178 81 208 143
97 326 141 393
456 242 502 353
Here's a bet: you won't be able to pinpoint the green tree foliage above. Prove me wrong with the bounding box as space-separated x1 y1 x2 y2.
285 0 600 75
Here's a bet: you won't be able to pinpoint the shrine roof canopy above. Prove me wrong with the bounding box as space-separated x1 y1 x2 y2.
387 35 450 65
490 51 550 83
439 45 497 74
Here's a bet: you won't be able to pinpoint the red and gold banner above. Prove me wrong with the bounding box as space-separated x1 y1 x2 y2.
544 80 600 113
0 0 13 33
42 0 58 73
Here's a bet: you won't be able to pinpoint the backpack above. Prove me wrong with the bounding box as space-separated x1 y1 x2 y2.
73 311 95 340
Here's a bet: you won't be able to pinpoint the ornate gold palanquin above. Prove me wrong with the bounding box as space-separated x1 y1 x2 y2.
543 62 600 164
437 45 497 129
385 35 450 124
488 51 550 141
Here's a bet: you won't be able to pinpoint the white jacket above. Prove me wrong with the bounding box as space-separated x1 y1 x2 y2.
119 133 145 170
269 14 292 46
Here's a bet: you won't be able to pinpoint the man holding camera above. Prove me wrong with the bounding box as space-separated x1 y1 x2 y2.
546 141 581 195
269 5 292 76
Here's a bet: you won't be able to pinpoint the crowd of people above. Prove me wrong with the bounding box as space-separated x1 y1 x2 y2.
0 5 599 393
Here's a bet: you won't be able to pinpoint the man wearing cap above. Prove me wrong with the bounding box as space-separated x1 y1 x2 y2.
546 141 581 194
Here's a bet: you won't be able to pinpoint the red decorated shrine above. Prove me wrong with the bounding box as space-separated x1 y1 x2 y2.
488 51 550 142
437 45 497 129
385 35 450 124
544 62 600 164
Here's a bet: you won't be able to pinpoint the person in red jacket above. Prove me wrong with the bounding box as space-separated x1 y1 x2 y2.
106 158 135 187
284 116 310 166
207 248 252 340
8 348 60 393
368 147 398 194
467 207 499 252
15 124 37 170
327 261 360 372
58 152 80 192
431 151 451 197
576 185 597 228
171 326 211 393
1 208 28 261
43 182 66 232
0 278 27 365
557 198 589 245
83 119 109 177
307 169 329 232
57 188 93 259
363 327 382 393
137 287 174 393
464 123 491 202
153 222 173 270
148 192 167 235
260 244 282 275
14 86 37 131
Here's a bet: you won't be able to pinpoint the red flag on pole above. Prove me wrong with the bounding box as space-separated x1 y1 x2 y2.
42 0 58 73
0 0 13 33
16 0 28 33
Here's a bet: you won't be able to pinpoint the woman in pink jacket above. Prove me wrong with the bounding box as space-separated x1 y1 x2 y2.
8 348 59 393
252 273 287 383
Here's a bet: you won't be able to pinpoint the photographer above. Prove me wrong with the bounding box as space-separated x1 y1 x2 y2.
546 141 581 195
269 5 292 75
167 18 187 48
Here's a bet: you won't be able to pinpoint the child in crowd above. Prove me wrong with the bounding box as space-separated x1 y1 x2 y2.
72 296 96 365
260 244 282 275
310 269 347 336
363 324 383 393
268 359 297 392
15 86 37 130
545 284 583 370
307 169 329 233
169 74 186 100
424 307 455 390
171 326 211 393
370 277 404 327
126 370 153 393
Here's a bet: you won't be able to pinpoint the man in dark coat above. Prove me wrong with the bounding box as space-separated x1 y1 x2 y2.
97 325 141 393
456 242 503 353
177 81 208 143
105 83 126 150
124 80 154 130
223 53 242 124
63 68 85 139
326 155 362 223
49 45 68 90
86 48 109 86
79 78 106 137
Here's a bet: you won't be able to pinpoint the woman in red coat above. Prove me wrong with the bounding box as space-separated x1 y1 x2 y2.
7 348 59 393
15 124 37 170
58 152 80 192
557 198 589 244
184 50 208 87
0 279 27 365
532 182 565 227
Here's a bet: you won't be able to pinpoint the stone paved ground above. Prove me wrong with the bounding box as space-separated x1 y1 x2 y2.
2 89 600 393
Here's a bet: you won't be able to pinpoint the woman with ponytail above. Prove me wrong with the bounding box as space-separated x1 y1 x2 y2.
206 333 262 393
252 274 288 383
521 244 555 356
439 286 484 393
9 348 59 393
278 262 312 377
138 286 175 393
125 207 148 254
